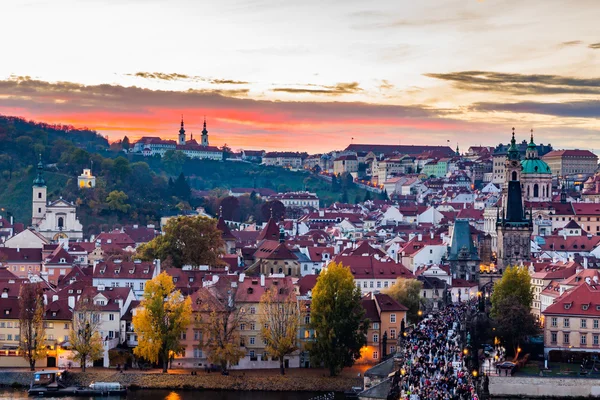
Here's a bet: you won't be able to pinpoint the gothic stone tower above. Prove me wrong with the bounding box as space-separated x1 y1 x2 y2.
497 129 533 270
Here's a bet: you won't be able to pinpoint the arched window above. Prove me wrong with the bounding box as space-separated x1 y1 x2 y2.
534 184 539 198
58 217 64 229
542 185 545 197
527 186 530 197
512 171 517 181
38 192 42 199
278 267 283 274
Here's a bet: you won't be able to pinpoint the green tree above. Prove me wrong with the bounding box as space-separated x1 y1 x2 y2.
163 150 188 174
383 278 423 324
491 266 537 356
133 272 192 373
18 283 46 371
340 190 348 203
379 189 389 201
122 136 130 151
172 172 191 200
112 156 131 181
106 190 130 213
309 262 368 376
364 190 372 202
259 281 302 375
136 216 225 268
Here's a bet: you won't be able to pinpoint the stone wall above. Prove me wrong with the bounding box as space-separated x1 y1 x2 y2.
490 376 600 398
0 371 357 392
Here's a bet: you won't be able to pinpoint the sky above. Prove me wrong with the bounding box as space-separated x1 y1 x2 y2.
0 0 599 153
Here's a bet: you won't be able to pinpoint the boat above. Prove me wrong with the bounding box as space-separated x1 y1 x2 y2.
28 370 127 397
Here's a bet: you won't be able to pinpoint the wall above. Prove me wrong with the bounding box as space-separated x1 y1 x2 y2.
490 376 600 398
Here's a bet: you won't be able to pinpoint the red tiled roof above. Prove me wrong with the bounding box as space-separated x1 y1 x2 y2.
544 283 600 317
235 276 296 303
217 217 236 240
362 299 381 322
0 248 42 263
374 293 408 311
543 150 598 159
257 218 280 242
298 275 318 295
93 260 157 279
335 255 413 279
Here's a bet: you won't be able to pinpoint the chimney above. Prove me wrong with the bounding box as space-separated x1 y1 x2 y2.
16 247 19 253
430 231 434 239
43 294 48 305
594 276 599 284
68 296 75 309
260 274 265 287
153 259 161 275
52 294 58 302
584 257 589 269
239 273 246 283
417 234 423 242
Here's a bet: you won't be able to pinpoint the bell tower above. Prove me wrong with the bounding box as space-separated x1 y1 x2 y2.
178 116 186 145
32 156 47 227
201 117 209 146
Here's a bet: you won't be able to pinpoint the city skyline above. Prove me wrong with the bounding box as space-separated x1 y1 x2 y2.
1 0 599 152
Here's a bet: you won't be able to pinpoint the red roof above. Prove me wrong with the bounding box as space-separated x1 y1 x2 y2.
217 217 236 240
93 260 157 279
362 299 381 322
235 276 296 303
572 204 600 215
543 150 598 159
263 242 298 260
374 293 408 311
544 283 600 317
257 218 280 242
297 275 318 295
335 255 413 279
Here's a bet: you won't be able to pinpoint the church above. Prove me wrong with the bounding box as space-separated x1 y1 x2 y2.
496 129 534 270
31 159 83 241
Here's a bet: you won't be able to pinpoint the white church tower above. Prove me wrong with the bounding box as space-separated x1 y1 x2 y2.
201 117 209 146
32 157 47 227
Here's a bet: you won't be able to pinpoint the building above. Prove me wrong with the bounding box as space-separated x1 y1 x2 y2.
262 152 304 168
520 132 553 202
543 149 598 179
492 138 553 185
447 219 480 281
77 169 96 189
31 160 83 241
542 283 600 361
333 154 359 176
496 130 533 270
269 192 319 209
92 259 160 298
344 144 455 157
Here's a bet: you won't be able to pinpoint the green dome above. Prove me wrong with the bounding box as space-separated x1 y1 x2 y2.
520 158 551 175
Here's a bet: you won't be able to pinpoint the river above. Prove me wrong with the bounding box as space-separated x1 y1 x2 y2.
0 389 334 400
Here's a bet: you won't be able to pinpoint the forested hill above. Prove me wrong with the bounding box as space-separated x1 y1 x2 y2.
0 115 368 233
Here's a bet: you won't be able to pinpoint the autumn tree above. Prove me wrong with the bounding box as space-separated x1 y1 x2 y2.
70 295 104 371
261 200 285 222
259 280 302 375
196 282 246 371
309 262 368 376
383 279 424 324
491 266 537 356
105 190 130 213
18 283 46 371
136 216 224 268
133 272 192 373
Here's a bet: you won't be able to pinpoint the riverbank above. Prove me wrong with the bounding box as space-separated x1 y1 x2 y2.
0 368 363 392
490 375 600 398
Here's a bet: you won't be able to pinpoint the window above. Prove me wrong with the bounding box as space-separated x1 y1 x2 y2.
563 332 570 344
181 332 187 340
594 335 599 346
372 322 379 330
373 334 379 343
390 314 396 323
304 330 310 339
373 351 378 360
370 281 374 288
390 346 396 353
594 320 599 329
581 334 588 345
551 332 557 344
139 282 144 291
250 322 255 331
551 317 557 327
564 318 570 328
363 282 367 288
7 334 13 340
390 329 396 339
263 338 268 345
250 307 256 315
194 330 201 340
304 315 310 324
240 324 246 331
249 337 255 345
581 319 587 329
376 281 381 288
64 323 69 329
193 348 203 358
109 314 115 321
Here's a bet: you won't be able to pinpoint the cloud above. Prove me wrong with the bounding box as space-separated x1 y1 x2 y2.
128 72 194 81
471 100 600 118
559 40 583 47
589 43 600 49
424 70 600 95
209 79 250 85
379 80 394 91
272 82 362 96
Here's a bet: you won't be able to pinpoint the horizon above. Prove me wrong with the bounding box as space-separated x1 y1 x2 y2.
1 0 598 152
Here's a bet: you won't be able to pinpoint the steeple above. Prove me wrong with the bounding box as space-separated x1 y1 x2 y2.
33 154 46 187
178 115 186 145
507 127 520 161
526 128 538 159
456 143 460 156
201 116 209 146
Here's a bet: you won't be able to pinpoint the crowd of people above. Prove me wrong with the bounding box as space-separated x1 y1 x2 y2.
387 302 482 400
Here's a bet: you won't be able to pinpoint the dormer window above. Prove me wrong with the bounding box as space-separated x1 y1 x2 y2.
189 277 194 282
52 311 57 316
173 277 178 283
196 299 202 305
565 303 571 310
4 309 9 315
68 289 73 294
583 304 589 311
60 258 66 263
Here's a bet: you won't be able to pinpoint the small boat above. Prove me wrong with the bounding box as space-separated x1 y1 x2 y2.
344 386 363 398
28 370 126 397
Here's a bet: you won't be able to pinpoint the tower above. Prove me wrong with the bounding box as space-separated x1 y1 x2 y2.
201 117 209 146
496 129 533 270
520 129 552 202
32 156 47 227
178 116 186 145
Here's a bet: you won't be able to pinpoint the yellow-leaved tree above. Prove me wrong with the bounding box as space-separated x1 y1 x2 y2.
133 272 192 373
259 279 302 375
69 294 104 372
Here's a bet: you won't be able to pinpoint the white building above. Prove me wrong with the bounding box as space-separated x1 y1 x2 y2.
77 169 96 189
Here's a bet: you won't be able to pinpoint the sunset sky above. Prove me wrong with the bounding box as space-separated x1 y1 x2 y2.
1 0 599 152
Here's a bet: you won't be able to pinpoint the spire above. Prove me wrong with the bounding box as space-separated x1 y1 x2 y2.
507 127 520 161
33 154 46 187
202 116 208 135
530 128 534 144
456 143 460 156
179 115 185 135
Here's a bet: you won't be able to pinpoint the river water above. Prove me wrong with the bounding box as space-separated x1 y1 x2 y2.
0 389 331 400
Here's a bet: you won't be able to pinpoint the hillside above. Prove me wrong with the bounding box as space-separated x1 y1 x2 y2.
0 115 369 230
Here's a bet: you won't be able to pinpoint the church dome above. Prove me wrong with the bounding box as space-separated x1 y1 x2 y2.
520 158 551 175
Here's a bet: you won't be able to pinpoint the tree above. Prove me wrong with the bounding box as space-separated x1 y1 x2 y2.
106 190 130 213
136 216 224 268
196 282 246 371
172 172 191 200
220 196 240 221
340 190 349 204
122 136 130 151
384 278 423 324
112 156 131 181
70 295 104 372
309 262 368 376
364 190 372 202
261 200 285 222
379 189 389 201
18 283 46 371
133 272 192 373
491 265 533 316
259 281 302 375
491 266 537 356
331 174 340 192
163 150 187 174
